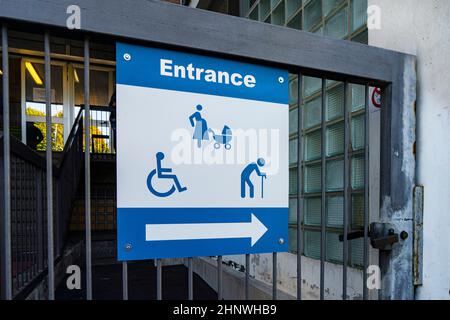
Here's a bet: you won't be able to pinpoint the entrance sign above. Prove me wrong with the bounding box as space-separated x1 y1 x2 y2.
116 42 289 260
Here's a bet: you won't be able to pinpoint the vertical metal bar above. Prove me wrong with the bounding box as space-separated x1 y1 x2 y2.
342 82 350 300
245 254 250 300
217 256 222 300
272 252 277 300
188 257 193 300
156 259 162 300
44 31 54 300
363 85 370 300
1 23 12 300
296 73 303 300
122 262 128 300
320 77 326 300
84 37 92 300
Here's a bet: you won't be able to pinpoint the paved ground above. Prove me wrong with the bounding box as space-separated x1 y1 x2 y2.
56 260 217 300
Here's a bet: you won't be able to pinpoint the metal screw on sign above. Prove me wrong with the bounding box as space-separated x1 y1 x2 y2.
123 53 131 61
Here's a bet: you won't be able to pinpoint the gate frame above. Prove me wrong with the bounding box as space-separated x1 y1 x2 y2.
1 0 416 300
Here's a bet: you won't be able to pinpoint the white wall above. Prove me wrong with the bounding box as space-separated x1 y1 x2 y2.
369 0 450 300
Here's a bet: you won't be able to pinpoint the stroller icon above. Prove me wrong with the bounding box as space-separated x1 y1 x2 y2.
209 125 232 150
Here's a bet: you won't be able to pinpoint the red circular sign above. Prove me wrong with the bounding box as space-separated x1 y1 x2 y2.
372 87 381 109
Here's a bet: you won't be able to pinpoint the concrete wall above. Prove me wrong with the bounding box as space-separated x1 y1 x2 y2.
369 0 450 300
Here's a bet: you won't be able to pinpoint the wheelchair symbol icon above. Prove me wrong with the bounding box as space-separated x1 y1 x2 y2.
146 152 187 198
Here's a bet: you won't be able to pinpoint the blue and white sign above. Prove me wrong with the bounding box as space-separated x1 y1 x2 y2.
116 42 289 260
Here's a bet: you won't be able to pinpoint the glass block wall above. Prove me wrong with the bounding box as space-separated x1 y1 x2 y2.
242 1 368 267
289 76 367 267
242 0 368 43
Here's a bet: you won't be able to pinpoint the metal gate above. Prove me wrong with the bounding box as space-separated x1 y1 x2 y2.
1 0 416 300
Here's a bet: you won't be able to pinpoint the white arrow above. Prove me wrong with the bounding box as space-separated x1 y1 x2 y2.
145 213 268 246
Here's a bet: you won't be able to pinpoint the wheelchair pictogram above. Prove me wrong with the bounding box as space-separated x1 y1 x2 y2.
147 152 187 198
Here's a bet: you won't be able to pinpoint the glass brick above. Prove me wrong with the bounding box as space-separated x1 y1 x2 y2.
304 96 322 129
304 76 322 97
289 227 298 253
289 198 298 224
249 6 259 20
304 0 322 30
289 76 299 105
305 163 321 193
351 114 365 150
350 237 364 266
304 230 321 259
325 7 348 39
305 129 321 161
287 11 302 29
351 194 364 228
326 83 344 121
327 232 343 262
290 167 298 195
351 84 365 111
323 0 343 16
286 0 302 20
326 122 344 156
289 108 299 134
327 196 343 227
259 0 271 20
289 138 298 165
326 159 344 191
271 1 285 26
351 0 367 32
304 197 321 226
352 156 364 189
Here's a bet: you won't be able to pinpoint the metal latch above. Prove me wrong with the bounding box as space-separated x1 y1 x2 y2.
369 222 399 251
338 222 399 251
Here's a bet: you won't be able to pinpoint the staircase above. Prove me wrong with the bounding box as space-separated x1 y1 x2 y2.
69 158 117 264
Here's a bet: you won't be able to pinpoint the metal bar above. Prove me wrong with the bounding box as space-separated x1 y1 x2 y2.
245 254 250 300
320 77 326 300
363 85 370 300
1 0 403 84
342 81 350 300
272 252 277 300
296 73 303 300
122 262 128 300
44 31 55 301
156 259 162 300
84 36 92 300
217 256 222 300
1 23 12 300
188 257 193 300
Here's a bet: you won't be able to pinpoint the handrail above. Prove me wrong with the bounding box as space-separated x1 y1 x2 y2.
57 109 84 172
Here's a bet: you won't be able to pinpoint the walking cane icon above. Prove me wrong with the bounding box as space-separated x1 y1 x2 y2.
261 175 267 198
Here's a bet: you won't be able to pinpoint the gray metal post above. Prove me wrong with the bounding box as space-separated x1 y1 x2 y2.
122 262 128 300
156 259 162 300
84 37 92 300
217 256 222 300
296 74 303 300
320 78 326 300
342 82 350 300
1 23 12 301
272 252 277 300
245 254 250 300
44 31 54 300
188 257 193 300
379 57 416 300
363 85 370 300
